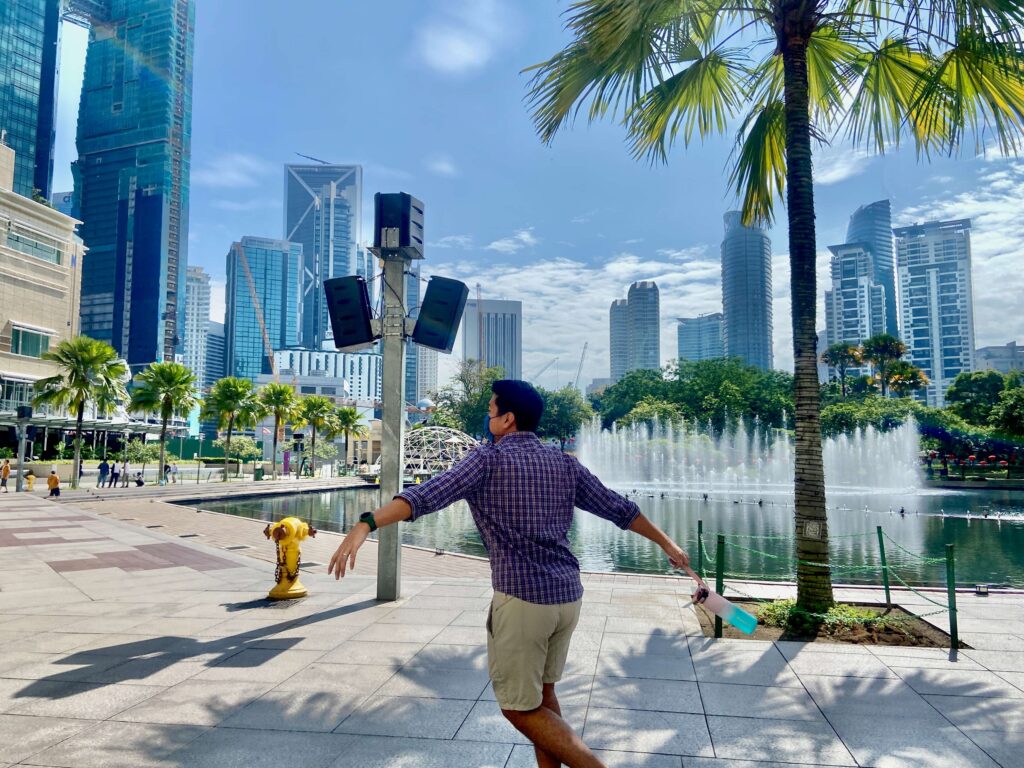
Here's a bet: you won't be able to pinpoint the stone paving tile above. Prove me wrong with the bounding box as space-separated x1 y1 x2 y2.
409 644 489 671
785 651 899 679
583 706 713 757
799 675 938 718
454 699 587 745
683 760 842 768
174 727 351 768
323 734 513 768
961 729 1024 768
507 743 682 767
890 667 1024 698
334 694 475 739
376 607 464 626
429 625 488 646
1 653 130 684
20 720 209 768
699 681 825 721
480 674 594 706
775 641 874 659
590 675 703 714
826 712 1001 768
691 649 803 688
962 650 1024 673
218 689 368 732
960 633 1024 651
0 714 92 764
76 657 212 687
706 715 856 766
318 640 424 666
190 648 325 684
349 622 447 644
997 671 1024 693
274 661 398 695
375 662 490 700
923 694 1024 733
598 650 697 681
111 680 275 726
602 631 691 657
6 681 163 720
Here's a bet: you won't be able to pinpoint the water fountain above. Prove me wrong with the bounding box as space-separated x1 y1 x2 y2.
576 416 922 495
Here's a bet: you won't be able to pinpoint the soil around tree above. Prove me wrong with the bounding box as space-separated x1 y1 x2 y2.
694 600 967 648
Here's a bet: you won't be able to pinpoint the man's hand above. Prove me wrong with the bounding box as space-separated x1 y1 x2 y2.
662 541 690 571
328 523 370 580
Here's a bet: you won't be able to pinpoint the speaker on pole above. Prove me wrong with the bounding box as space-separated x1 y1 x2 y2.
373 193 424 259
324 276 377 351
411 276 468 353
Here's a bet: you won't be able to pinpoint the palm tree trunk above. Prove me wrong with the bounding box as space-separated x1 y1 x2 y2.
72 402 85 490
839 366 847 399
159 414 168 486
272 415 279 481
224 416 234 482
311 427 317 478
782 29 833 614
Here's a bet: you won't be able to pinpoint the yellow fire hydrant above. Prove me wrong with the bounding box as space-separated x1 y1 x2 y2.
263 517 317 600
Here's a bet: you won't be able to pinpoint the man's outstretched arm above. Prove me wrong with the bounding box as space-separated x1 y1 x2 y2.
327 497 412 579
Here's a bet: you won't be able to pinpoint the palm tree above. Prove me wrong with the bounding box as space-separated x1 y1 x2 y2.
527 0 1024 613
293 395 340 478
129 362 200 486
862 334 907 397
33 337 129 490
821 343 862 399
887 361 929 397
202 377 262 481
259 382 297 480
334 406 369 471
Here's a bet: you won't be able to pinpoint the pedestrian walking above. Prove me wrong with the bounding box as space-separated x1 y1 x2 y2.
163 463 171 485
47 471 60 498
120 459 130 487
97 459 110 488
1 459 10 493
328 379 703 768
108 462 120 488
170 462 179 484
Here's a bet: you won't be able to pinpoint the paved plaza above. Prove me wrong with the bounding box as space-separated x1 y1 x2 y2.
0 489 1022 767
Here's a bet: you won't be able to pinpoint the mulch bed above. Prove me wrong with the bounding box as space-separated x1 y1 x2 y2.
694 601 965 648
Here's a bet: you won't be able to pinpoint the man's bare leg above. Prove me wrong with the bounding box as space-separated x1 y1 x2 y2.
503 683 606 768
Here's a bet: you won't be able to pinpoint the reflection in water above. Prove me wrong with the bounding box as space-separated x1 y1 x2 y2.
194 486 1024 588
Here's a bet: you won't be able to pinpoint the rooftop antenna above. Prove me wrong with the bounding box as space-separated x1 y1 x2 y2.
295 152 331 165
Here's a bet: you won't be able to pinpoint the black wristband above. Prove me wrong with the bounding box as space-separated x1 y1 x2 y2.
359 511 378 532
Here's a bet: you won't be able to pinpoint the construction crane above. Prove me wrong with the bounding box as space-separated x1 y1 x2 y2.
295 152 331 165
531 357 559 382
573 342 589 390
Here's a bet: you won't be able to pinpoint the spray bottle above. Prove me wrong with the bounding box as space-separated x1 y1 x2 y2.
683 565 758 635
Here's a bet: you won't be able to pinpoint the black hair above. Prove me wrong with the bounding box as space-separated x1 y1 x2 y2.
491 379 544 433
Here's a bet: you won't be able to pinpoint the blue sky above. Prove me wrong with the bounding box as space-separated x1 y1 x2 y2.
52 0 1024 388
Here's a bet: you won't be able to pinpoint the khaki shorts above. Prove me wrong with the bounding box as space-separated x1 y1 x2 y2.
486 591 582 711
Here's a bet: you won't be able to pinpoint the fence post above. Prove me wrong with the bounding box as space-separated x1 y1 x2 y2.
697 520 704 578
715 534 725 639
946 544 959 651
876 526 891 609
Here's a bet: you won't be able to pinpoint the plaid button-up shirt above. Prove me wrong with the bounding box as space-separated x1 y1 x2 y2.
398 431 640 604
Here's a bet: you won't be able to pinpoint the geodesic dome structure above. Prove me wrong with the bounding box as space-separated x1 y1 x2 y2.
404 426 478 476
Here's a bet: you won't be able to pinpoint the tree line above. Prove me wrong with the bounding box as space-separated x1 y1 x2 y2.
31 336 367 489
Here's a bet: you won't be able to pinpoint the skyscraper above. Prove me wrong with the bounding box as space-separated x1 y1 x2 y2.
895 219 975 407
284 164 361 350
418 346 439 401
609 298 628 382
627 281 660 373
824 242 887 377
225 236 303 381
0 0 61 200
847 200 898 335
461 299 522 379
204 320 225 390
183 266 210 386
721 211 773 370
405 263 420 404
76 0 195 370
677 313 724 362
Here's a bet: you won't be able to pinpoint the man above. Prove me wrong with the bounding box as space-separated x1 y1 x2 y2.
97 459 110 488
108 460 120 488
329 380 701 768
1 459 10 493
47 471 60 498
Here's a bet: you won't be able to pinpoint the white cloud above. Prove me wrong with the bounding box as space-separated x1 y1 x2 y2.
192 153 273 188
571 210 598 224
430 234 474 249
417 0 515 75
485 228 539 254
425 155 459 177
656 246 709 262
814 144 873 186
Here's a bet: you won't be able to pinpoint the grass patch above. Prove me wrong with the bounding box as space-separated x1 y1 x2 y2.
755 599 901 635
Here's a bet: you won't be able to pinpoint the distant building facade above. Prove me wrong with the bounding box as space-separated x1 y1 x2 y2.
677 313 724 362
76 0 195 370
721 211 773 370
975 342 1023 375
417 346 439 400
284 163 361 350
0 0 61 200
609 298 629 382
204 320 225 390
824 242 887 378
627 281 660 373
0 141 84 413
895 219 975 407
273 349 382 403
847 200 898 335
462 298 522 379
224 236 303 381
183 266 210 387
405 263 420 404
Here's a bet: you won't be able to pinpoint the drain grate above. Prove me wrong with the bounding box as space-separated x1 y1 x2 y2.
145 524 164 529
300 561 322 568
178 533 201 538
224 545 251 551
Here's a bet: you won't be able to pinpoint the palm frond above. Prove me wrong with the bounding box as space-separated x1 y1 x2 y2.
728 99 787 225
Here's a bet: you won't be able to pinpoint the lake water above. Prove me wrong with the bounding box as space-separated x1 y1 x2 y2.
190 486 1024 588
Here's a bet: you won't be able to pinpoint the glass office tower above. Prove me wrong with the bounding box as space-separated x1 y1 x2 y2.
847 200 898 335
721 211 773 370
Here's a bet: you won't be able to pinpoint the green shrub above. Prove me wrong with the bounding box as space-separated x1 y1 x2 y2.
755 599 899 633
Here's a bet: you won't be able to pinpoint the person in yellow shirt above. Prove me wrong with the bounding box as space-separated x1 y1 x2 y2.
1 459 10 493
47 471 60 498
